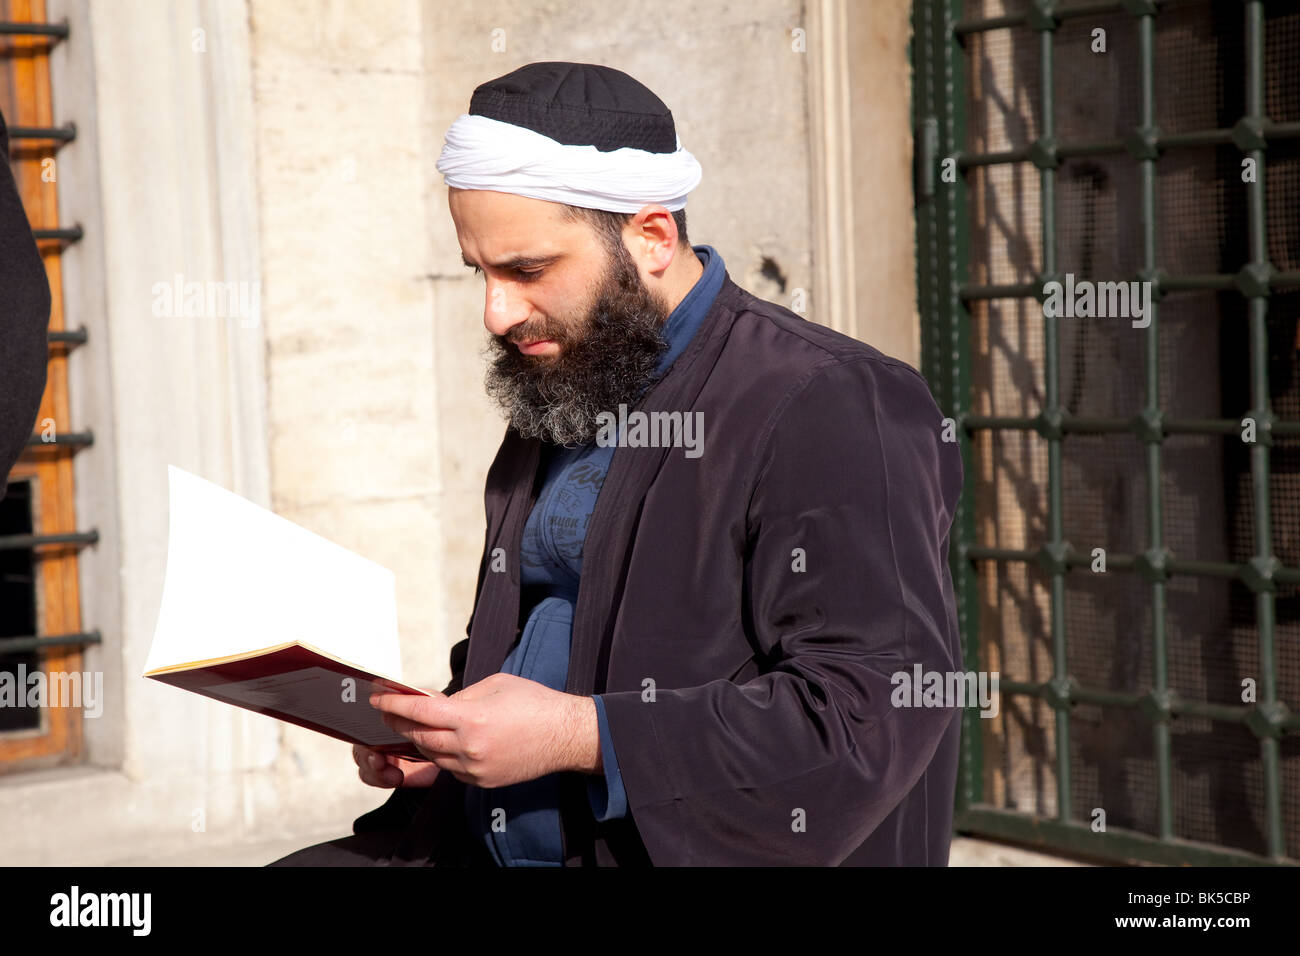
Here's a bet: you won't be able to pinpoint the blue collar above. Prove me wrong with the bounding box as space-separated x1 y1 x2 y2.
654 244 726 377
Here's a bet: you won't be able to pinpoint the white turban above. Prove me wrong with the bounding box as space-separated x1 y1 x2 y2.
436 113 702 213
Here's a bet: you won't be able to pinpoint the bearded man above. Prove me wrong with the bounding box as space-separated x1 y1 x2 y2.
271 60 964 867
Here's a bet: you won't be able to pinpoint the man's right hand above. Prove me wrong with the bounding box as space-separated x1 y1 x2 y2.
352 744 441 788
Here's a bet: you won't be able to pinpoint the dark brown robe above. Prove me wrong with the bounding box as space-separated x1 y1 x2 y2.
353 272 965 866
0 107 53 503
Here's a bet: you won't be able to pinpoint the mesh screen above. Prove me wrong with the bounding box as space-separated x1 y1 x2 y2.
962 0 1300 859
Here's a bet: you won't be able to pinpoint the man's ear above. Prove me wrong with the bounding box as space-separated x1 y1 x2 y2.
625 204 679 274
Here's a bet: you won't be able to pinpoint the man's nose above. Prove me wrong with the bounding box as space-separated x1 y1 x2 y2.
483 280 530 337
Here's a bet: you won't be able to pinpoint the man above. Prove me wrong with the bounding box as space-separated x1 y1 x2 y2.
271 61 964 867
0 105 53 503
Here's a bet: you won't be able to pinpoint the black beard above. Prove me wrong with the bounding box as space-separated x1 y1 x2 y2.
483 239 673 446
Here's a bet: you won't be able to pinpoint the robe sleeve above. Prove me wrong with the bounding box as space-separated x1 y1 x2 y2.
585 694 628 820
598 356 964 865
0 107 52 504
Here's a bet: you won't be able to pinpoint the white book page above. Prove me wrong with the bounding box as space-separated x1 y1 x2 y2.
144 465 401 680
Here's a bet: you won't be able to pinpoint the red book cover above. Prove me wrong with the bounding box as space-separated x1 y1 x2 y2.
145 643 434 760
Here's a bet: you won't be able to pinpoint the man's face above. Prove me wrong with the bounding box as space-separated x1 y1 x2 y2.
449 188 673 446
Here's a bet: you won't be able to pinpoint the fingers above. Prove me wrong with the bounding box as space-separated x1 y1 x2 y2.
377 713 461 759
352 744 403 788
368 691 458 730
352 745 448 788
395 757 442 787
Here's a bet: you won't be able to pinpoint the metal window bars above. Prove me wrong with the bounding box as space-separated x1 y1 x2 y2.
2 15 99 659
914 0 1299 865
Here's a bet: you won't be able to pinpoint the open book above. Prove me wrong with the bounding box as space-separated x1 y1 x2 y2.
143 465 434 760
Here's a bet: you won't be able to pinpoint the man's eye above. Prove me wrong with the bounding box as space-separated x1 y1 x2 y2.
515 269 543 282
470 265 482 275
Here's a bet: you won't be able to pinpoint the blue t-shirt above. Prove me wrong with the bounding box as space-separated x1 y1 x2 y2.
464 244 727 865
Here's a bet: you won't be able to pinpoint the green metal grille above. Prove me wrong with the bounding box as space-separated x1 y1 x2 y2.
914 0 1300 866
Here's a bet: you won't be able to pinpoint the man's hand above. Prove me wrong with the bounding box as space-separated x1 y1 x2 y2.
351 743 441 788
369 672 601 789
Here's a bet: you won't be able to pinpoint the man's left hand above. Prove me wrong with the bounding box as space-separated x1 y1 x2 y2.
369 673 601 789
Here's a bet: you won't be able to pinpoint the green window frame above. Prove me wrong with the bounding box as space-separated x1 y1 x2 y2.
913 0 1299 866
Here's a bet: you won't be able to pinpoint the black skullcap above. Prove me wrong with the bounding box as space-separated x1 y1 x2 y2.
468 61 678 154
